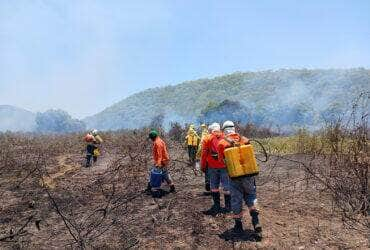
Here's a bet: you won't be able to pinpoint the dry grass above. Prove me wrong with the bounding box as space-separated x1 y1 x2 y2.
0 123 368 249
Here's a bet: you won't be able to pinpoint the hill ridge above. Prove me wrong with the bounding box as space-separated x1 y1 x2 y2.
84 68 370 131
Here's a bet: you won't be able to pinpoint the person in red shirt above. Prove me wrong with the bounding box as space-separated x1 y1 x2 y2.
218 121 262 240
201 123 231 216
146 130 175 194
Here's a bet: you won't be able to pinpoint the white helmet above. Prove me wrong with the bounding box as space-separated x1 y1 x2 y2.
208 122 220 132
222 120 234 130
91 129 98 136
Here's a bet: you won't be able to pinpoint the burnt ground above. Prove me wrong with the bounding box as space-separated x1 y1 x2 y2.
0 146 368 249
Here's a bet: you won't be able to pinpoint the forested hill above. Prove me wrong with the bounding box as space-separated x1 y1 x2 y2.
84 68 370 131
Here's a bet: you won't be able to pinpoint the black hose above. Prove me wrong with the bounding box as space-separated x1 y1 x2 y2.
250 139 269 162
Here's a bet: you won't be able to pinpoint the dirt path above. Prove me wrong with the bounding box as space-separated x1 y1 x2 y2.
40 151 114 189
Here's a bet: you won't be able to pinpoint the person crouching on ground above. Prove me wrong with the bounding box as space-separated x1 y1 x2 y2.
201 123 231 216
218 121 262 240
146 130 175 196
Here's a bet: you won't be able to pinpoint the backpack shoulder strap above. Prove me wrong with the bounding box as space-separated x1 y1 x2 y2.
240 136 249 145
225 137 239 147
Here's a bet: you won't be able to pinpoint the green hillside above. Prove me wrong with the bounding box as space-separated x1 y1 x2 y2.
84 69 370 131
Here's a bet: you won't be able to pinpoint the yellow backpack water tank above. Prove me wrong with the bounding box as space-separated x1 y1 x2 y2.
95 135 103 143
224 144 259 178
93 148 100 157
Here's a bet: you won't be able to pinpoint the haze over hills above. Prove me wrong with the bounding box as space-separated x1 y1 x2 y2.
84 68 370 131
1 68 369 133
0 107 85 133
0 105 36 132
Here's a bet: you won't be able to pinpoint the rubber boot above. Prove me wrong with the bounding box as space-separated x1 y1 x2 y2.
223 194 231 213
145 182 152 195
151 189 162 198
203 192 221 216
203 183 211 196
233 218 244 235
250 210 262 241
205 183 210 192
85 155 92 167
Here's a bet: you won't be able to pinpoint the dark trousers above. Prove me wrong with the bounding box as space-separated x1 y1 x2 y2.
187 145 197 163
229 176 257 215
204 167 210 191
86 144 97 167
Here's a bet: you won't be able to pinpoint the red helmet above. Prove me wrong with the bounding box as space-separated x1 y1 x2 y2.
85 134 94 142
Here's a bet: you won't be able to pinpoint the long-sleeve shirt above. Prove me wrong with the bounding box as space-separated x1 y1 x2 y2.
201 131 225 171
185 129 200 146
153 136 170 167
196 129 209 159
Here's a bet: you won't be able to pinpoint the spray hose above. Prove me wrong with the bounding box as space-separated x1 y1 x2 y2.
250 139 269 163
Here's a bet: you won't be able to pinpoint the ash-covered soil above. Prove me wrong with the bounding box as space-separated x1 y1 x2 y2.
0 139 368 249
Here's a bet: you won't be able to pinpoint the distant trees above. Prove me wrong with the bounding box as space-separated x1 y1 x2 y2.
198 100 250 125
149 113 165 130
35 109 85 133
168 122 185 142
85 69 370 131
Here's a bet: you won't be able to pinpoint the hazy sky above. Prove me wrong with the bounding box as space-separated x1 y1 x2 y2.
1 0 369 118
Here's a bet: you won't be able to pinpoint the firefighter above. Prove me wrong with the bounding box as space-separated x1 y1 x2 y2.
84 129 103 167
197 124 209 159
218 121 262 240
185 124 200 164
197 124 211 194
146 130 175 197
201 123 231 216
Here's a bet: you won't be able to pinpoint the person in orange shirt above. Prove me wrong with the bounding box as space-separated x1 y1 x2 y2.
218 121 262 240
146 130 175 196
201 123 231 216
